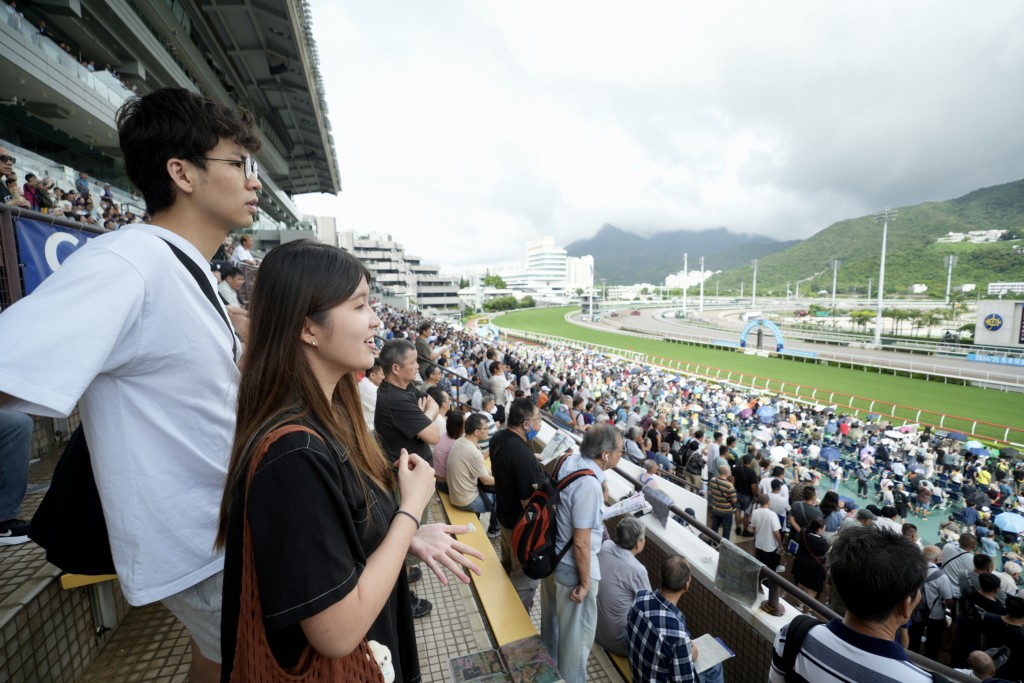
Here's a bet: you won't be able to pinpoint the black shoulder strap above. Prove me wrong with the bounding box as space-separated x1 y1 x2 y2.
781 615 820 682
161 239 238 360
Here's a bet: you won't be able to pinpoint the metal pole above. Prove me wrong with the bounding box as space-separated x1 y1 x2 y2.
751 258 757 307
682 253 688 316
944 255 957 305
873 208 897 346
699 256 705 313
831 259 839 329
867 277 872 305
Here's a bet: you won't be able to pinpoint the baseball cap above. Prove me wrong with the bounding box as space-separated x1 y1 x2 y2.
856 508 876 521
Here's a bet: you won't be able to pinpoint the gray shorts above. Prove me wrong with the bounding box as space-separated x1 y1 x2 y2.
161 570 223 663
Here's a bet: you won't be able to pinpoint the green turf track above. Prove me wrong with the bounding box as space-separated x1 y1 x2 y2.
494 306 1024 445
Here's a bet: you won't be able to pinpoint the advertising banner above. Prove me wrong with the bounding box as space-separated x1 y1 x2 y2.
14 219 100 294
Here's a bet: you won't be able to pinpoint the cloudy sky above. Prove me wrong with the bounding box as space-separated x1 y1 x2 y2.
295 1 1024 274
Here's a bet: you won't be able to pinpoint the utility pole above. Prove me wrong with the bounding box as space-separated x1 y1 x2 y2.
873 207 897 346
944 255 958 305
682 253 688 316
867 277 872 304
699 256 705 313
831 259 840 328
751 258 758 307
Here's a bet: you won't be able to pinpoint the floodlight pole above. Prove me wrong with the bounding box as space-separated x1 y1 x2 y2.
944 255 958 304
831 259 840 329
873 207 897 346
751 258 758 307
682 253 688 315
699 256 705 313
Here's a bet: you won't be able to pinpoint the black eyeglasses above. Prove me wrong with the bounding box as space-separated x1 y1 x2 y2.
189 155 258 179
0 155 15 164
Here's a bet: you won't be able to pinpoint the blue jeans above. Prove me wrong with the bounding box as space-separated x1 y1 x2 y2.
0 411 34 521
710 510 733 540
541 563 599 683
699 662 725 683
456 491 497 530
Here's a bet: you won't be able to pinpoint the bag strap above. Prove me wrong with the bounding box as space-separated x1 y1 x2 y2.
781 615 820 682
161 238 239 361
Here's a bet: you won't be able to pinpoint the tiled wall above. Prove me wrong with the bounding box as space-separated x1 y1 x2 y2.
0 577 129 683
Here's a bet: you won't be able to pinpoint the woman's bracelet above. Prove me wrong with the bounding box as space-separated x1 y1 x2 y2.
393 509 420 529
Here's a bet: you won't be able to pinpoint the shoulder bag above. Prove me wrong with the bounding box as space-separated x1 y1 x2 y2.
230 424 384 682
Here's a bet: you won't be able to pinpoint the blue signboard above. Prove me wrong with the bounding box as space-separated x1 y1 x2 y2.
13 218 100 294
966 353 1024 367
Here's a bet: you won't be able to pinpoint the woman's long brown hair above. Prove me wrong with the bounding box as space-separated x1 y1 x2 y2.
215 240 392 550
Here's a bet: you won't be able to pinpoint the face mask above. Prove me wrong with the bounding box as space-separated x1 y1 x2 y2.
525 426 539 441
489 406 497 415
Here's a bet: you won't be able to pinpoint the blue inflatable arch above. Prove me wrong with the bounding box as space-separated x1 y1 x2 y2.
739 318 785 352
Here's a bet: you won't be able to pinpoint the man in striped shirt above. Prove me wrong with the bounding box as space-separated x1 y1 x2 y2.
708 465 737 541
770 526 938 683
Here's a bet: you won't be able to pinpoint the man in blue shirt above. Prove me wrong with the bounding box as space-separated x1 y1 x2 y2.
626 555 724 683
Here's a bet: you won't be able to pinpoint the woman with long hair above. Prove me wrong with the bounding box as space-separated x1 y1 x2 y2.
216 241 482 681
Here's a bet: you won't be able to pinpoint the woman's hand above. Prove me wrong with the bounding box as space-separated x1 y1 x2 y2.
396 449 435 517
408 524 484 586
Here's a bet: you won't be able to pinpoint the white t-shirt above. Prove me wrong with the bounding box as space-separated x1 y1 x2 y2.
752 506 781 553
230 244 253 265
0 225 240 605
358 376 378 432
217 278 240 307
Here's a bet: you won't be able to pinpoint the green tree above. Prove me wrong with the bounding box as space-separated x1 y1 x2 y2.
575 288 584 296
483 274 507 288
483 295 517 312
520 295 536 308
917 310 943 337
459 276 470 289
850 310 874 331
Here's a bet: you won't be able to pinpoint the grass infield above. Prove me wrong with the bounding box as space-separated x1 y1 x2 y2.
494 306 1023 445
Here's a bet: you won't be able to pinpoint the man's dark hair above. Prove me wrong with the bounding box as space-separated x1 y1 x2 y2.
379 339 415 377
772 466 784 477
974 554 994 571
1006 595 1024 619
770 479 782 491
445 411 465 439
418 320 432 334
959 533 978 550
978 572 1001 593
507 397 536 429
827 526 926 622
116 88 261 215
221 265 242 279
802 486 816 501
426 386 448 408
726 436 737 446
694 430 704 440
661 555 691 592
464 413 488 435
367 360 385 377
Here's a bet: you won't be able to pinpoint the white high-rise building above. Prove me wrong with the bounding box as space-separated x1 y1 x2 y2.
500 237 594 296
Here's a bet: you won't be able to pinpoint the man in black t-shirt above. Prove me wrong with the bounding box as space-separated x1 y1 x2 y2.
373 339 440 618
732 454 761 537
491 397 546 610
375 339 439 464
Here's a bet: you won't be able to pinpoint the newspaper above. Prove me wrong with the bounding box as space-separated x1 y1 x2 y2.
538 431 575 464
602 491 646 520
691 634 735 674
448 649 510 682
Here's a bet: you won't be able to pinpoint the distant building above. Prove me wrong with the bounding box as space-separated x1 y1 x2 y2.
499 237 594 296
936 230 1006 244
988 282 1024 295
910 284 928 294
335 230 460 311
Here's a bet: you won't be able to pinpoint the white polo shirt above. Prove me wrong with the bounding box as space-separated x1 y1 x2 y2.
0 224 240 605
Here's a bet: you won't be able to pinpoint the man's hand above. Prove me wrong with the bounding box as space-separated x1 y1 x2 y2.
418 394 438 418
570 582 589 603
691 643 700 662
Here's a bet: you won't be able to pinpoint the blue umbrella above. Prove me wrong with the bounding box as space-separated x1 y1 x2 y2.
867 413 880 421
968 447 988 457
993 512 1024 535
948 432 968 442
821 447 842 461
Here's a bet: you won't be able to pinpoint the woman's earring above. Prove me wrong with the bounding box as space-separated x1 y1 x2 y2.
310 339 318 347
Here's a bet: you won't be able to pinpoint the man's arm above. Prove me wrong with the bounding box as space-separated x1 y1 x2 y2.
570 527 591 602
477 473 495 487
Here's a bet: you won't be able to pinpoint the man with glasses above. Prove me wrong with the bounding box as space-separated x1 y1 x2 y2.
491 397 547 610
0 88 261 683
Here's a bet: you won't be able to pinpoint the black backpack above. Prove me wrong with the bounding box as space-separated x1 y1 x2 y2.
511 453 596 580
685 449 704 475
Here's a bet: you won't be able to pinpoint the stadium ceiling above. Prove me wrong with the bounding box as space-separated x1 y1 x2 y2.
197 0 341 197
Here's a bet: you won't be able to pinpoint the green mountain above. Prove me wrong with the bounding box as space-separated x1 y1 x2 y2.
706 179 1024 297
565 225 796 285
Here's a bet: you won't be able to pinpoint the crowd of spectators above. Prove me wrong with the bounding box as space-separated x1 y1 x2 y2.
369 303 1023 680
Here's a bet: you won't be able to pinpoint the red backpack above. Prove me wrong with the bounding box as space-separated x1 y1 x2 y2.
511 453 596 580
